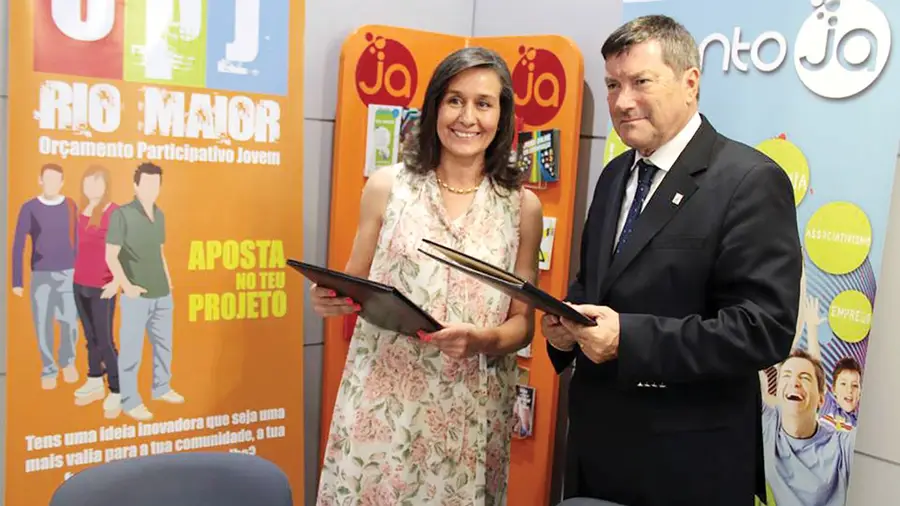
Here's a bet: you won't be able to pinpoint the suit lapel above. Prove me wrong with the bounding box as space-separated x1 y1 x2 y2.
589 152 633 302
598 117 718 300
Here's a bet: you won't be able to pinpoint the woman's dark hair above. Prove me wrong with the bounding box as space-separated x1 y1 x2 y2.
402 46 523 191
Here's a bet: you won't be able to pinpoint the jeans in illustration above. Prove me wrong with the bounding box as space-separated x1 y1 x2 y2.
30 269 79 378
73 283 119 393
118 294 174 412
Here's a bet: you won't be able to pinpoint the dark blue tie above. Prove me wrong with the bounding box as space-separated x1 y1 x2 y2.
615 159 658 255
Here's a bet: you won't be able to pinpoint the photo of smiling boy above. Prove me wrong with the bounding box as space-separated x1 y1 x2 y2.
819 356 862 431
759 349 855 506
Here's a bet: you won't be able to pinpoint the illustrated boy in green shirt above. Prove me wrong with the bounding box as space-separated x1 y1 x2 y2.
106 162 184 421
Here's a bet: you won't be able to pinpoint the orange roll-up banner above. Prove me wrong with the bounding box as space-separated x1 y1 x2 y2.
322 25 583 506
6 1 305 504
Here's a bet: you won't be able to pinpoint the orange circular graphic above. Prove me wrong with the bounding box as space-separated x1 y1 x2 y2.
512 45 566 127
355 32 418 107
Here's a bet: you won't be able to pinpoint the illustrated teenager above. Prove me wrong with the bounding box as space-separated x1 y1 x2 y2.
72 165 122 418
11 163 80 390
105 162 183 421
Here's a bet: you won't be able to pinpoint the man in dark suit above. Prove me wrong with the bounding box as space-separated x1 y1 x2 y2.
544 15 802 506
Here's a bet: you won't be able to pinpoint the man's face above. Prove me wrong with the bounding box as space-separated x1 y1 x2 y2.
833 370 861 413
604 40 698 155
777 357 823 417
40 170 64 196
134 173 161 203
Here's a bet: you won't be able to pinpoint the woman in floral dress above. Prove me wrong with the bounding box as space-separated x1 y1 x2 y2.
312 46 544 505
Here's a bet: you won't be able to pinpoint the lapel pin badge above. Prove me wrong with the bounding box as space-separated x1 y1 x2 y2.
672 193 683 205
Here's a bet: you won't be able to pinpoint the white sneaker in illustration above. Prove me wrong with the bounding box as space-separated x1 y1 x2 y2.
103 393 122 419
126 404 153 421
62 365 79 384
74 377 105 406
41 376 57 390
154 390 185 404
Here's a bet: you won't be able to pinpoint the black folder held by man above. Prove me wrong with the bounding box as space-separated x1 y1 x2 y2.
416 239 597 327
286 259 443 336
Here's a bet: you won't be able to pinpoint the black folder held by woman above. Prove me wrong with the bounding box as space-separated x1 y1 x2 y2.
417 239 597 327
286 259 443 336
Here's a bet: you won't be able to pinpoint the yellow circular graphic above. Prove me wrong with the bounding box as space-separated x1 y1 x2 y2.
804 202 872 275
828 290 872 343
603 127 630 166
755 135 810 207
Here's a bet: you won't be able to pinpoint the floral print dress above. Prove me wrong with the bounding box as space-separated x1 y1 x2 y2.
317 164 523 506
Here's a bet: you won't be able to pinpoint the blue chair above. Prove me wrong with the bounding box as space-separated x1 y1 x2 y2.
559 498 628 506
49 452 293 506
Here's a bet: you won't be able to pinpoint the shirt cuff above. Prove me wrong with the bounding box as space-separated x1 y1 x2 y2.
548 339 576 352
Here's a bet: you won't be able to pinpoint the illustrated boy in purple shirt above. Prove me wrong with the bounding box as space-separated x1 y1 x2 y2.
11 163 81 390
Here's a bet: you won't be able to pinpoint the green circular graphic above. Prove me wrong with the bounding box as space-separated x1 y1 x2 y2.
828 290 872 343
603 127 630 166
755 136 810 207
804 202 872 275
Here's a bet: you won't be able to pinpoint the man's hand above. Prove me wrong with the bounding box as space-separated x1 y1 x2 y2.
541 314 577 351
561 304 620 364
122 283 147 299
12 287 23 297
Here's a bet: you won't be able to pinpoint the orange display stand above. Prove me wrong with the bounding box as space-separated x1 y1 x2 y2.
320 25 584 506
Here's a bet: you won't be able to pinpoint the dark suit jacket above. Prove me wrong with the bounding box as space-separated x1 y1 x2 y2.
550 115 801 506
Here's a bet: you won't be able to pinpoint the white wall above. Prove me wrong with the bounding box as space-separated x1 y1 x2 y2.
1 2 898 505
844 153 900 505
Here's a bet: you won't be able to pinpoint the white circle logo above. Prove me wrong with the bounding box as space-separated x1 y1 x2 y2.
793 0 891 99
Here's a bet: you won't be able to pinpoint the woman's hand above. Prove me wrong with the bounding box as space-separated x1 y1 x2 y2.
309 283 360 317
100 281 119 299
418 323 485 359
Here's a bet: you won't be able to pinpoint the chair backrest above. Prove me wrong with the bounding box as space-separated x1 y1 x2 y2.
558 498 628 506
49 452 293 506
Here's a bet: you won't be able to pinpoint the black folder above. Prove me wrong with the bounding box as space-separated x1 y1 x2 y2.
417 239 597 327
287 259 443 336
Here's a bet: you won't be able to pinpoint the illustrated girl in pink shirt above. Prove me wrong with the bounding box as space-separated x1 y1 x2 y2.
72 165 121 418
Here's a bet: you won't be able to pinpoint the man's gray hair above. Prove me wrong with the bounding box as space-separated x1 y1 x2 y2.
602 15 700 75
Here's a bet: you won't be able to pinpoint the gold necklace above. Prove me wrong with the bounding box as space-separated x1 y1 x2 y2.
435 173 482 194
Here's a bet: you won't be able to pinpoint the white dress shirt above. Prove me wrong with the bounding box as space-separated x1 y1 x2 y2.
613 112 702 246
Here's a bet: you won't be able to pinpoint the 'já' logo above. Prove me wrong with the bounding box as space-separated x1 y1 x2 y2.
512 46 566 126
794 0 891 99
698 0 890 100
355 33 418 107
